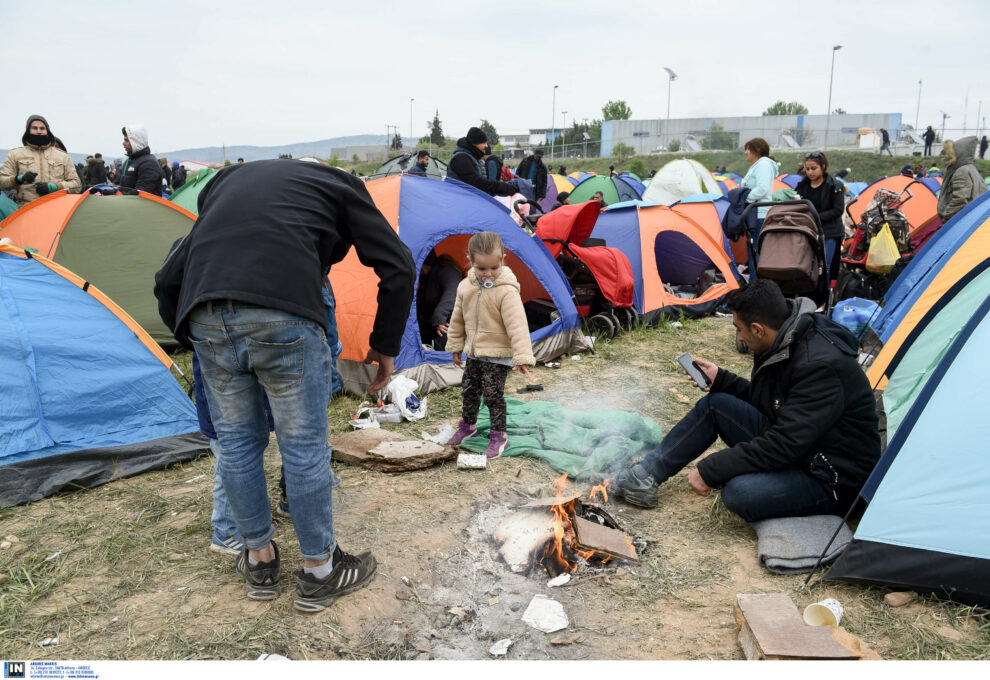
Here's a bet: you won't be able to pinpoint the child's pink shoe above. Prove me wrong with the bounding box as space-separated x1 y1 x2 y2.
446 420 478 447
485 431 508 459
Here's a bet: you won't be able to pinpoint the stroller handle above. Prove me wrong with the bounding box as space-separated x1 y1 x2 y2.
741 199 823 231
513 198 546 215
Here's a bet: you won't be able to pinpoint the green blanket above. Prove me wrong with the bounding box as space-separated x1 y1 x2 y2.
460 398 663 480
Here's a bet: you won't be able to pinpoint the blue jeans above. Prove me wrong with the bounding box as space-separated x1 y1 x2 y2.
190 303 337 561
824 237 840 282
210 439 238 538
322 280 343 397
641 392 841 522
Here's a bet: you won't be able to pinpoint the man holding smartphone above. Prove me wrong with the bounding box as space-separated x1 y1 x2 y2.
612 280 880 522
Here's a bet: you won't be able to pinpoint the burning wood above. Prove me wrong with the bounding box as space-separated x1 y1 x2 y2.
493 473 639 577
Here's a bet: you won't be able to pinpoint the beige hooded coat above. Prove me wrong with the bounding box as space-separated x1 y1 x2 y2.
446 265 536 366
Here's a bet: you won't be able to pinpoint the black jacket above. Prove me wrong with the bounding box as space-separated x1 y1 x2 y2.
120 146 164 195
84 157 107 186
155 159 416 356
446 139 516 196
722 186 755 240
516 155 548 200
697 299 881 508
172 165 187 190
417 258 462 344
924 128 936 144
795 173 845 239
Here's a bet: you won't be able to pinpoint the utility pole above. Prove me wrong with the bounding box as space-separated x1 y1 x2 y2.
664 67 677 150
824 45 842 150
550 85 559 160
940 111 950 142
915 80 922 131
409 98 414 143
561 110 567 156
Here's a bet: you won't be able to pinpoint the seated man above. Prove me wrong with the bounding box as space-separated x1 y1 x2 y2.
417 251 462 351
613 280 881 523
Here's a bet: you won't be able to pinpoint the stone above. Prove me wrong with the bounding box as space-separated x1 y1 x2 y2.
883 591 919 608
330 429 454 472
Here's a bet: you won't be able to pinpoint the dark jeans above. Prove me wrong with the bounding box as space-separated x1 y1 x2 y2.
924 142 933 156
640 392 842 522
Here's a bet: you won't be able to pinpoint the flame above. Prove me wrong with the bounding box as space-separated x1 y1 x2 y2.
589 479 611 503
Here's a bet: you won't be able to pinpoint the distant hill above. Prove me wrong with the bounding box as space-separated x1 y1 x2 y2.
1 133 385 166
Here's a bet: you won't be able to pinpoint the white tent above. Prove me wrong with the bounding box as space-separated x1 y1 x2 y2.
641 159 722 205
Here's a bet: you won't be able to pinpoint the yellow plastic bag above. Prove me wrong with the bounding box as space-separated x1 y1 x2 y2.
865 222 899 274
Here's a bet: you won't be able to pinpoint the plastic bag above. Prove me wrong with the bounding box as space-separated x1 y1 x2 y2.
385 375 427 421
865 222 899 274
349 403 381 429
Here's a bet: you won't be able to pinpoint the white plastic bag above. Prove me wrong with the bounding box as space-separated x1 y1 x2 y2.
348 403 381 429
385 375 427 421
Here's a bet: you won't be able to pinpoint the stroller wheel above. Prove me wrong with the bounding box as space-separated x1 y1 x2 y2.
586 313 617 340
615 307 638 329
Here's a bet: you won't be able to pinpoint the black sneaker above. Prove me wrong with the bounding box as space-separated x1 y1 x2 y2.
235 540 281 600
612 464 660 509
294 546 377 613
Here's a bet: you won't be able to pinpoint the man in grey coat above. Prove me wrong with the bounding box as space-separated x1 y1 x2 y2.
937 136 987 224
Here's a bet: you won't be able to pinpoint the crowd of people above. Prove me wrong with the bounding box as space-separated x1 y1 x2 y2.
3 115 988 614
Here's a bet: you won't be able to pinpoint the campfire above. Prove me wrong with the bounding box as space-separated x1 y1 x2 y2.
493 473 642 578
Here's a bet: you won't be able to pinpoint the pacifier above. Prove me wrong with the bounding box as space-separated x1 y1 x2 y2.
480 279 495 289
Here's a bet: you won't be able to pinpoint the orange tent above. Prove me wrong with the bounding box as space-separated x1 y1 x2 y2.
846 176 940 236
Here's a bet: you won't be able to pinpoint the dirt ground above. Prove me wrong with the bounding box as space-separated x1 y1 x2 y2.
1 316 988 660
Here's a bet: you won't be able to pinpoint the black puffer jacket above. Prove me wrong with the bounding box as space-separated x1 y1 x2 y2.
446 138 516 196
120 146 164 195
516 155 548 200
697 299 881 508
795 173 845 239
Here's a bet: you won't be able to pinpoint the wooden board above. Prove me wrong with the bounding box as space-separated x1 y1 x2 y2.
572 516 638 562
734 594 861 660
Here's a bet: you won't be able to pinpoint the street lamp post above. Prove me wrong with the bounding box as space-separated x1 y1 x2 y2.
940 110 950 142
550 85 559 160
561 110 567 156
915 80 922 131
409 98 414 143
824 45 842 150
663 67 677 150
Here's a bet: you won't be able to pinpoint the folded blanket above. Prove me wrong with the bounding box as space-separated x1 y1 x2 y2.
751 515 852 575
460 398 664 480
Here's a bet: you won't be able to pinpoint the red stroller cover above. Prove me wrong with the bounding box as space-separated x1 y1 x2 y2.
536 202 635 308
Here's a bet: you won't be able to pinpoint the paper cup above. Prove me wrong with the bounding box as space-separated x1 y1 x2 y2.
803 598 843 626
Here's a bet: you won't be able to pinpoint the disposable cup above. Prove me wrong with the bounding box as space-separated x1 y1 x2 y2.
803 598 844 626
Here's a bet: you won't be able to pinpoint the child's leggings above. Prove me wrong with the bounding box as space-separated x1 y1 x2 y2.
461 358 510 431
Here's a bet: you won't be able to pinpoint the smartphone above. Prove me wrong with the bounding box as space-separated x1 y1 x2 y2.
676 353 711 389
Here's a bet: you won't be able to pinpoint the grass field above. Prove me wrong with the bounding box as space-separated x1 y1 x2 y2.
2 317 989 660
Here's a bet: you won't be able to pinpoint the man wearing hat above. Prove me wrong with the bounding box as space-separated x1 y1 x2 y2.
515 149 549 201
446 126 517 197
119 124 164 195
0 115 81 205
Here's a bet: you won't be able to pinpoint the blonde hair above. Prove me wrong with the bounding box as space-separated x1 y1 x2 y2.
467 231 504 261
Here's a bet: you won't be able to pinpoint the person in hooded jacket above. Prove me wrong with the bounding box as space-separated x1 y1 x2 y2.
119 125 164 195
172 162 188 190
84 153 108 186
795 151 846 280
446 127 517 197
417 250 463 351
0 115 81 205
515 149 549 200
937 135 988 224
739 137 780 273
611 280 881 521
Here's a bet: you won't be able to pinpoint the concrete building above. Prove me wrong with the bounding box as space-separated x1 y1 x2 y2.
328 144 389 162
601 113 905 156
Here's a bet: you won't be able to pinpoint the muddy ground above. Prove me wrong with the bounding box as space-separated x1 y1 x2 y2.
1 316 988 660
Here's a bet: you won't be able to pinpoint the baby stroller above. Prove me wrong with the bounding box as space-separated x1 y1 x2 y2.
741 199 830 313
841 187 912 268
518 200 636 339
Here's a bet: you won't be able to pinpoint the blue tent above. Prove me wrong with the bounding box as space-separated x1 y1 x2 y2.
871 192 990 341
0 245 207 507
330 175 589 394
828 292 990 605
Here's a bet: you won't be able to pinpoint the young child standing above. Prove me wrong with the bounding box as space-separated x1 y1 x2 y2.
445 231 535 458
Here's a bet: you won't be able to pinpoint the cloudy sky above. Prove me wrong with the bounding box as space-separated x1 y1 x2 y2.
3 0 985 154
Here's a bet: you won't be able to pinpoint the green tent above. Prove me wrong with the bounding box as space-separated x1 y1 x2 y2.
168 168 218 215
0 193 17 221
0 192 196 345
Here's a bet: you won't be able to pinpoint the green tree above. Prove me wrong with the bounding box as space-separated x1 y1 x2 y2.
762 101 809 116
329 154 340 167
602 100 632 120
352 153 360 162
668 139 681 152
628 158 647 177
479 119 500 147
390 132 403 151
430 110 444 147
612 142 635 158
703 122 735 150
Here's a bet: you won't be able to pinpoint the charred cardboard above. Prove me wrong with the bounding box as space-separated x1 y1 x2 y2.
330 429 455 472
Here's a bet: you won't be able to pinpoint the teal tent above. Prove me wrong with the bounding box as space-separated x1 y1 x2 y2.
168 168 218 215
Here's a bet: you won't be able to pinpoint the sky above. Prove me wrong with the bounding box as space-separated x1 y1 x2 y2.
2 0 987 154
